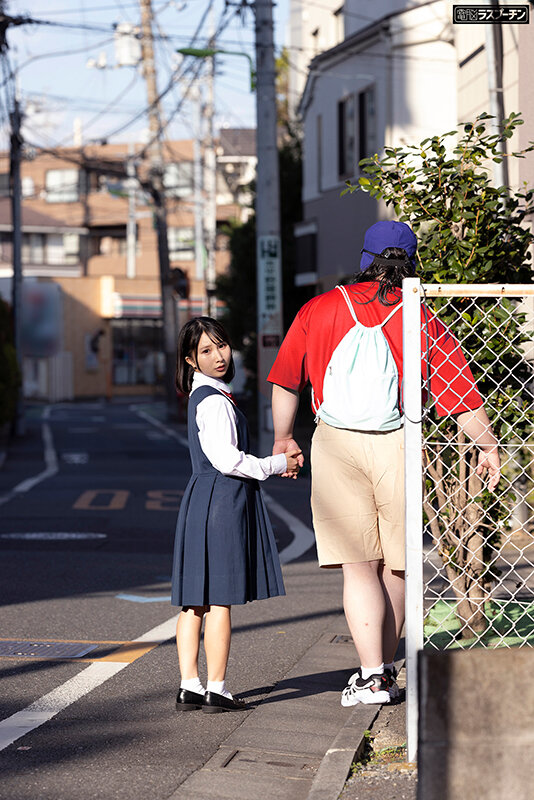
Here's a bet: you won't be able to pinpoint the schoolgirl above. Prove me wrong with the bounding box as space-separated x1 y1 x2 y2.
171 317 301 713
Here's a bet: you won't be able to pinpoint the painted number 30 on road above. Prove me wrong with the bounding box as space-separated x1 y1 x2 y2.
73 490 183 511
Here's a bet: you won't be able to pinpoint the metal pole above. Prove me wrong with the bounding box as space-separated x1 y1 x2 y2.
204 17 217 317
10 94 24 436
192 85 204 283
402 277 424 763
126 143 137 280
485 0 508 188
254 0 283 456
139 0 177 417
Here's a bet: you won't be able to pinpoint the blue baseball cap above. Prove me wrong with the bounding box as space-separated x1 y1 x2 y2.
359 220 417 272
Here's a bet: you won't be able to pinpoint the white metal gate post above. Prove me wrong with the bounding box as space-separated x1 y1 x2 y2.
402 278 424 763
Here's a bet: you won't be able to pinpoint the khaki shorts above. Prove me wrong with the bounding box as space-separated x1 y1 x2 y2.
310 420 405 570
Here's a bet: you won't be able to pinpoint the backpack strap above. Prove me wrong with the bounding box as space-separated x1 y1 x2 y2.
379 301 403 328
336 285 359 323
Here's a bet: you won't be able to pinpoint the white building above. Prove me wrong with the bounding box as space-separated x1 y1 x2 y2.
292 0 457 289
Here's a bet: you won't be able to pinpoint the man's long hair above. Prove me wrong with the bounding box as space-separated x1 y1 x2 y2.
351 247 417 305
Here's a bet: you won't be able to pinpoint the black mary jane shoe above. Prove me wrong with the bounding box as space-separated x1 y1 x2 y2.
202 691 247 714
175 688 205 711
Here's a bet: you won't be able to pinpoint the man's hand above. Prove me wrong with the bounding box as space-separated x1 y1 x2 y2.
273 437 304 479
476 447 500 492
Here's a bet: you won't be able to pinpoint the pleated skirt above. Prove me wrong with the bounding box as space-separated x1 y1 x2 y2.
171 471 286 607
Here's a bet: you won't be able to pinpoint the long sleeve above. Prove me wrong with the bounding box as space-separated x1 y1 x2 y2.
195 394 287 480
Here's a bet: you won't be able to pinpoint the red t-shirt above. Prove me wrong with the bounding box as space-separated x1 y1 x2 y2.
267 282 483 417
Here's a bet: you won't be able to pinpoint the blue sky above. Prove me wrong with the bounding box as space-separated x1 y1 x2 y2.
2 0 290 149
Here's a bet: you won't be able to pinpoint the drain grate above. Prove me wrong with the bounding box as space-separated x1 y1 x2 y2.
0 640 98 659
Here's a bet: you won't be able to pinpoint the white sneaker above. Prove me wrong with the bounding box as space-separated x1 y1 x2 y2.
341 668 391 707
385 666 400 700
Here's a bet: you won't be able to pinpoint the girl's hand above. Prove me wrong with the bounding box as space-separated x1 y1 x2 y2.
284 449 302 479
273 437 304 479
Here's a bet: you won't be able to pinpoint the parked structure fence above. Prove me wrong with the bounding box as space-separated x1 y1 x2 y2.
403 280 534 762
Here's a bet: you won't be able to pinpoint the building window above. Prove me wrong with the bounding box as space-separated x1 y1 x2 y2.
358 86 376 163
45 169 80 203
338 95 355 180
22 176 35 198
163 162 194 198
168 226 195 261
21 232 80 265
111 318 164 386
22 233 45 264
0 173 10 197
90 226 127 257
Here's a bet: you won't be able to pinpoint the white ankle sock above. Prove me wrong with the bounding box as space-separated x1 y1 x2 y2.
207 680 232 699
180 677 205 695
360 664 384 680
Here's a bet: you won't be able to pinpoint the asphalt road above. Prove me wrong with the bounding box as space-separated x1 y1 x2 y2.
0 400 344 800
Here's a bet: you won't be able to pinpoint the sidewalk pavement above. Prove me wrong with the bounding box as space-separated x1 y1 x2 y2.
169 611 412 800
2 400 415 799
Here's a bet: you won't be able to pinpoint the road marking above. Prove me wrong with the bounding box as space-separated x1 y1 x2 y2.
145 489 183 510
115 593 172 604
62 452 89 464
73 490 130 510
0 533 107 541
0 407 58 507
264 492 315 564
0 615 178 752
131 406 189 448
145 431 167 441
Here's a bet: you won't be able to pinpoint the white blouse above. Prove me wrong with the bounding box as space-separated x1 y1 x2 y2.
190 372 288 481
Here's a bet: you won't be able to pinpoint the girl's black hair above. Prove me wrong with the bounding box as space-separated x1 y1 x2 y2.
351 247 417 306
175 316 235 394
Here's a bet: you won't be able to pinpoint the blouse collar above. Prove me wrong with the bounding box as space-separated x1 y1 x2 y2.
190 371 230 395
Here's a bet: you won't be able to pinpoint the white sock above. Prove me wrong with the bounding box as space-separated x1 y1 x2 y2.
207 680 232 699
180 677 205 695
360 663 384 680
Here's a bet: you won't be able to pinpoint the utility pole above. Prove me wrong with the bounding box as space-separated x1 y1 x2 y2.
203 17 217 317
139 0 177 416
0 2 25 435
126 143 137 279
485 0 509 189
192 84 205 284
254 0 283 456
9 92 24 436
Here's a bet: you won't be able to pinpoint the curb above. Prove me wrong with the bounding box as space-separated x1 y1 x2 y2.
307 704 380 800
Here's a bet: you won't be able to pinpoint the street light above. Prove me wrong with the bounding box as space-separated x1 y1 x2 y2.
176 47 256 91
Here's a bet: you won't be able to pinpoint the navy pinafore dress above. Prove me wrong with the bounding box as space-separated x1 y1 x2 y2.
171 385 286 606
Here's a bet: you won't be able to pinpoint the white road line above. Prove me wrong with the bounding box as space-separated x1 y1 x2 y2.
263 492 315 564
131 406 189 448
0 407 58 507
0 615 178 752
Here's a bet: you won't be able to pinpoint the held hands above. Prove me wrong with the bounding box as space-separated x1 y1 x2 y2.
476 447 501 492
273 437 304 480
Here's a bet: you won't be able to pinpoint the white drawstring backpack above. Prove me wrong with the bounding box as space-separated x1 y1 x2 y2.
314 284 403 431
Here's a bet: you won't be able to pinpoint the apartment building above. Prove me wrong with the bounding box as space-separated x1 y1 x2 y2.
0 130 256 400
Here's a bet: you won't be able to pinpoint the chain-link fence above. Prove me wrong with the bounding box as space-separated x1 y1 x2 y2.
402 280 534 761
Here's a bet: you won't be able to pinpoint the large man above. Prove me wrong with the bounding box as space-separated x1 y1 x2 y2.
268 221 500 706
